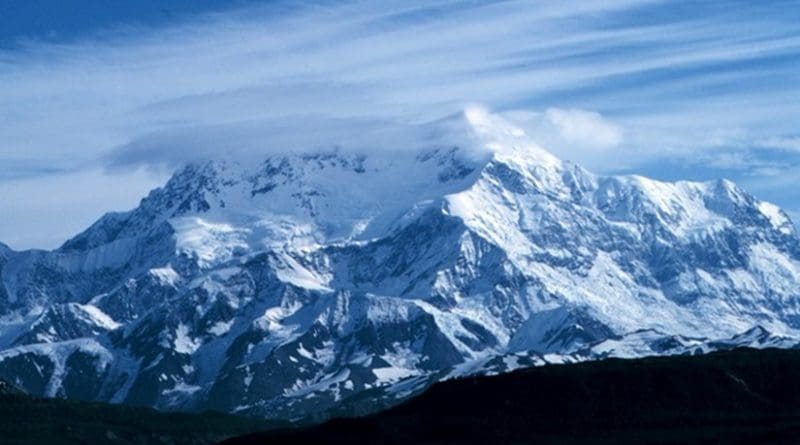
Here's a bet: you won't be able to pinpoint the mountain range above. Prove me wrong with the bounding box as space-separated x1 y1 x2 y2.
0 108 798 420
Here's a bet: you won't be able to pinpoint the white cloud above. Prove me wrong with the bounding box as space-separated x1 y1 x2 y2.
2 0 797 172
2 0 800 248
489 108 625 167
755 137 800 152
544 108 623 150
705 152 752 170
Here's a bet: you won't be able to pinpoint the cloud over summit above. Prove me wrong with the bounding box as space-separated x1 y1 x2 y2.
1 0 800 248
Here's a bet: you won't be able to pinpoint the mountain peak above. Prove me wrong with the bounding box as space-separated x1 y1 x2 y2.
3 109 800 422
463 105 563 168
57 108 798 264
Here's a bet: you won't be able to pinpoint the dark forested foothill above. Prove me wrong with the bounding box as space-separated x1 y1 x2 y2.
222 348 800 445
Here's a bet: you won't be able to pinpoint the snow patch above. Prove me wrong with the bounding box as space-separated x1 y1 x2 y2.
208 320 233 336
76 304 120 330
174 324 202 354
372 366 415 383
759 201 793 234
149 266 181 286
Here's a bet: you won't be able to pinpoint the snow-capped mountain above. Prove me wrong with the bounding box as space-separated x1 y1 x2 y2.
0 108 799 420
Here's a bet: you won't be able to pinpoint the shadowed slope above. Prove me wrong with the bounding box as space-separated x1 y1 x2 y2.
0 380 280 445
222 347 800 445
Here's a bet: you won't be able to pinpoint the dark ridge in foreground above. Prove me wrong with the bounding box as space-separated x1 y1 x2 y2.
0 383 282 445
222 348 800 445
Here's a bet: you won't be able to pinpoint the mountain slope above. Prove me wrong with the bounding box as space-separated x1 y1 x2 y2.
222 347 800 445
0 379 278 445
0 108 798 419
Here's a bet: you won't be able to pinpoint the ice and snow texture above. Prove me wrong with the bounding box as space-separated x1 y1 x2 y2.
0 110 798 419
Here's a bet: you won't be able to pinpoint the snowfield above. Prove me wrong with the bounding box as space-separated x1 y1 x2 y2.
0 109 798 419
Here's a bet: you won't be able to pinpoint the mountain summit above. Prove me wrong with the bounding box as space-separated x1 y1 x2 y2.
0 109 798 419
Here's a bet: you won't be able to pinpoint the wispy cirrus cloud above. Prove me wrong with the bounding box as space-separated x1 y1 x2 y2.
1 0 799 248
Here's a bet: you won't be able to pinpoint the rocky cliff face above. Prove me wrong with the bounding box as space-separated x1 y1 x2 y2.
0 109 798 420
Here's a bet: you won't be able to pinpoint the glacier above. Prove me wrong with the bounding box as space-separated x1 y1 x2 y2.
0 107 798 420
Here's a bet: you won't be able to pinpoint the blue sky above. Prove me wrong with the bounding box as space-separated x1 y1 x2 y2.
1 0 799 249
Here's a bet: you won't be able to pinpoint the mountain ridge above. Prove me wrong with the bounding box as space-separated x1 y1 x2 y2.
0 108 798 420
222 347 800 445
